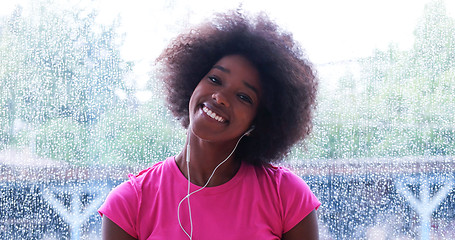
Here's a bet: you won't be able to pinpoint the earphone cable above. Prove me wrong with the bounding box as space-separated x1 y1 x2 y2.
177 132 248 239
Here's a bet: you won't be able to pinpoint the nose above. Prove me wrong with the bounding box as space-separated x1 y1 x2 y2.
212 92 230 107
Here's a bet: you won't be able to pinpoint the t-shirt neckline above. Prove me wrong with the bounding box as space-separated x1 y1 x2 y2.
169 156 247 195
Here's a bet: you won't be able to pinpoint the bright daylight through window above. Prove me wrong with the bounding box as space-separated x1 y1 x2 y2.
0 0 454 239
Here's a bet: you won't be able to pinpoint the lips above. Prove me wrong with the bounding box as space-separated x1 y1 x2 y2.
202 105 227 123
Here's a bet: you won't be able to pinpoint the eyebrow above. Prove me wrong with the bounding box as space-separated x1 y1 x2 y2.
213 65 230 73
243 81 260 97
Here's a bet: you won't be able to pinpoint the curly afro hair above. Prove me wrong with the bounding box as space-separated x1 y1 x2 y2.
156 11 318 166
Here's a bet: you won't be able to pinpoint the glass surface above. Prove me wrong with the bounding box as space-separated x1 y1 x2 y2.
0 0 454 239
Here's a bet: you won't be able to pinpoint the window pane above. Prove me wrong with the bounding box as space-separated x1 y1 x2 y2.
1 0 454 239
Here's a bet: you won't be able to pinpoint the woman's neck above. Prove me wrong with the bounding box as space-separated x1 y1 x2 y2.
175 133 242 187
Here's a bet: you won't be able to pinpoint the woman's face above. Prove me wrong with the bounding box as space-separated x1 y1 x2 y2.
188 54 262 143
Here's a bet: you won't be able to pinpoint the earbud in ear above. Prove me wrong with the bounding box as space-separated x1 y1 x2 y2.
245 125 255 136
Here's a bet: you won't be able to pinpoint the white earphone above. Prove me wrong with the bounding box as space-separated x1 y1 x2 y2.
244 125 255 136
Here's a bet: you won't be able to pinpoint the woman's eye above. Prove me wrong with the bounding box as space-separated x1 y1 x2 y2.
208 76 221 85
238 94 253 104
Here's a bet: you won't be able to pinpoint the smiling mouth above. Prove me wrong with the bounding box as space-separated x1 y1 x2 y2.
202 106 226 123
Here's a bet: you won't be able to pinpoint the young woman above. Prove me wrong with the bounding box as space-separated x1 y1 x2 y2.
99 11 320 240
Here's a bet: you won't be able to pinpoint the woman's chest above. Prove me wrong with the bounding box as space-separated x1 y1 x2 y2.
138 183 283 240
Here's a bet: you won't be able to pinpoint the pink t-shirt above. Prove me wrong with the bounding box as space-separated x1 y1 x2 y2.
99 157 320 240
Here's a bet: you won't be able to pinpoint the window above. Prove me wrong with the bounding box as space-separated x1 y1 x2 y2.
1 0 453 239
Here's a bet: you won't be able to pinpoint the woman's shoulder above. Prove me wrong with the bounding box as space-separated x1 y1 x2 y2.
247 162 320 210
128 157 175 189
251 163 317 200
253 163 304 184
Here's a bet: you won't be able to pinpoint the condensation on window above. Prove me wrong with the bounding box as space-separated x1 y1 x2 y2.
0 0 454 239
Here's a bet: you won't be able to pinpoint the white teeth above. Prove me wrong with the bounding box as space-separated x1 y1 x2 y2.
202 106 225 123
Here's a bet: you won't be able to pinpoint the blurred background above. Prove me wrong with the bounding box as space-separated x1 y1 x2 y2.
0 0 454 239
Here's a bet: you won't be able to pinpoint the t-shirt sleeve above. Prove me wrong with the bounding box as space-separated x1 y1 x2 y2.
278 168 321 233
98 174 142 239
